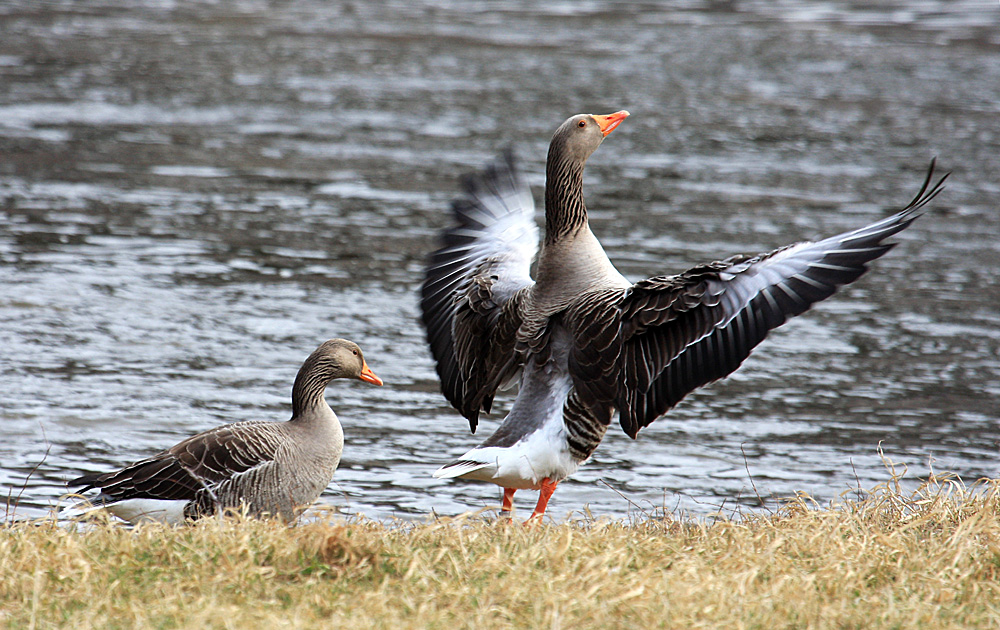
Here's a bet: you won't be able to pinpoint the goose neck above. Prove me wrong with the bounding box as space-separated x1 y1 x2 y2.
544 151 588 243
291 366 332 420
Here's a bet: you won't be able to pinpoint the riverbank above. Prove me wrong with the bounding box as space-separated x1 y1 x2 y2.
3 473 997 629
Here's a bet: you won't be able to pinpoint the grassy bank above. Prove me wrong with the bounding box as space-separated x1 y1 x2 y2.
3 475 999 629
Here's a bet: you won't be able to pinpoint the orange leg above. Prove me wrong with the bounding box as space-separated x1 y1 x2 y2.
500 487 516 519
528 478 559 522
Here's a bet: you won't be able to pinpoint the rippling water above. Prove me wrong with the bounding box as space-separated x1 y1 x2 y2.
2 1 998 522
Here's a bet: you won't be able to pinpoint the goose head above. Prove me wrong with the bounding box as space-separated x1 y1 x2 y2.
305 339 383 386
549 110 629 165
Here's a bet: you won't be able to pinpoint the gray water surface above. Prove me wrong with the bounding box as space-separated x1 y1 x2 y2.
2 1 999 522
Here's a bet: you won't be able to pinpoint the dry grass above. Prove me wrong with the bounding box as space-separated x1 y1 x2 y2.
3 474 1000 629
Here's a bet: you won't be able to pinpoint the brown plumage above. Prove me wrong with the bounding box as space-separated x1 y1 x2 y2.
422 110 947 520
67 338 382 523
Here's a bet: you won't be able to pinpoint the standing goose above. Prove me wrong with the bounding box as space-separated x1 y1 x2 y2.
421 111 946 521
67 339 383 524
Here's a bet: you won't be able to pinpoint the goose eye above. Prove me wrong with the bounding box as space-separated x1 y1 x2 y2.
352 349 359 356
577 120 586 128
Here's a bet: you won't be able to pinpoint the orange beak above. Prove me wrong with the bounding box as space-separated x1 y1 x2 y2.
592 110 629 137
358 361 383 386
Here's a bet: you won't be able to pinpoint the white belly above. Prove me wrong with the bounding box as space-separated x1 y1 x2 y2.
434 340 581 489
105 499 189 524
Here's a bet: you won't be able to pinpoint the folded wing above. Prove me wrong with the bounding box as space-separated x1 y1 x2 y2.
68 421 284 507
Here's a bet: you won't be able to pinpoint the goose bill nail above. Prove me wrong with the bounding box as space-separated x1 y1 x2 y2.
359 365 383 386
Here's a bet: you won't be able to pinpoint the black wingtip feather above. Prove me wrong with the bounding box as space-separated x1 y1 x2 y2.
903 158 949 214
67 473 100 490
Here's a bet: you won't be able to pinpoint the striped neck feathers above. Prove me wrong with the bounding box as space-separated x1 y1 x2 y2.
544 147 588 244
291 358 337 419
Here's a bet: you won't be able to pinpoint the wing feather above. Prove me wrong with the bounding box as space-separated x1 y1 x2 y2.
420 151 539 431
68 421 285 507
612 160 947 437
557 161 946 438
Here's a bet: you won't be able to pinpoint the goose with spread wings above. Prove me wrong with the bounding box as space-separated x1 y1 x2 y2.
421 110 946 521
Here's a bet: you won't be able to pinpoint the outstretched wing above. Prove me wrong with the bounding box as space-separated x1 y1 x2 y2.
420 150 539 431
570 161 947 438
68 421 285 503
